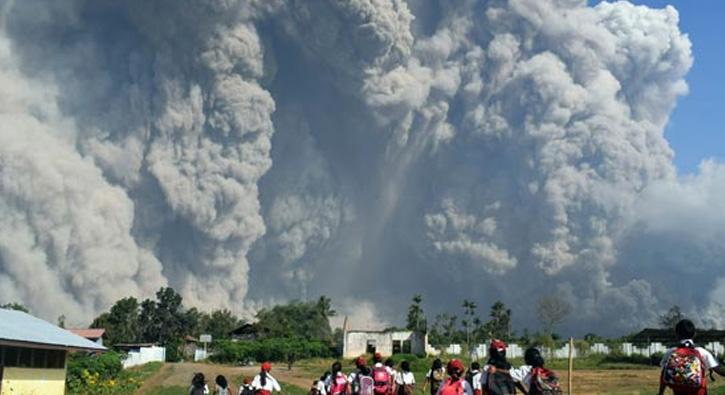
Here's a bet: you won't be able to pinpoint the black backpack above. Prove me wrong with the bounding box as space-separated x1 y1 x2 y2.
486 368 516 395
240 385 255 395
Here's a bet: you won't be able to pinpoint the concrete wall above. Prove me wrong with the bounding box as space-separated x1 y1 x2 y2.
1 367 66 395
343 331 427 358
122 346 166 368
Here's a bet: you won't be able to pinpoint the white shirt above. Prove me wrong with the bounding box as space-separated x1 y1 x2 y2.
395 371 416 385
479 364 531 389
189 384 210 395
252 373 281 393
469 371 482 391
660 340 720 370
434 379 473 395
317 379 329 395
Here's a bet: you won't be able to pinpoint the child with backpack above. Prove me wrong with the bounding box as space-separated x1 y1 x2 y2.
424 358 446 395
436 359 473 395
238 377 254 395
385 359 397 394
480 339 516 395
329 362 350 395
465 362 482 395
658 319 725 395
395 361 416 395
373 358 393 395
252 362 282 395
190 373 210 395
515 348 561 395
349 356 373 395
319 371 332 395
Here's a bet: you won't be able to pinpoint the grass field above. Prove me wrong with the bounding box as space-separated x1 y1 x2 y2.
132 355 725 395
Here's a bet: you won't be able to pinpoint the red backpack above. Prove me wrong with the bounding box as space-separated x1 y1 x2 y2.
529 367 562 395
439 378 465 395
373 367 391 395
330 374 349 395
662 346 707 393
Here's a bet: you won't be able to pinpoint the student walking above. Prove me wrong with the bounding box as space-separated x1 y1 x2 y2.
395 361 416 395
518 348 561 395
481 339 516 395
252 362 282 395
215 375 233 395
329 362 350 395
190 373 210 395
238 377 254 395
349 356 372 395
465 362 482 395
436 359 473 395
658 319 725 395
423 358 446 395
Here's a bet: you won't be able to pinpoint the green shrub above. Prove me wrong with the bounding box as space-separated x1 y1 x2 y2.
211 338 331 365
67 351 123 381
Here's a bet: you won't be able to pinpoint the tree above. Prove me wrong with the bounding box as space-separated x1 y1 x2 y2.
537 294 572 335
483 301 511 340
461 300 477 348
255 300 332 342
659 305 685 328
406 294 427 333
57 315 66 328
1 302 29 313
201 309 242 341
92 297 140 346
316 296 336 318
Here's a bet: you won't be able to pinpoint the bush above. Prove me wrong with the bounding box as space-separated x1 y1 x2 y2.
211 338 332 366
66 351 147 395
67 352 123 381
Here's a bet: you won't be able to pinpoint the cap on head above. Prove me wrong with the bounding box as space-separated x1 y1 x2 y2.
447 359 464 375
374 352 382 361
490 339 507 353
261 362 272 372
355 356 367 367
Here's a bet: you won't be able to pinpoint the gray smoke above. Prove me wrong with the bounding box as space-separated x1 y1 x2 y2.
0 0 721 334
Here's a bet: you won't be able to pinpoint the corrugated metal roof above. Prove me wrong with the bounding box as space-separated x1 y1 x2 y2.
0 309 106 351
68 328 106 339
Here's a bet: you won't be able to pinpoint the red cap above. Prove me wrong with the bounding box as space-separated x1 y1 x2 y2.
261 361 272 372
447 359 464 375
243 377 251 385
490 339 507 352
374 352 382 361
355 356 367 367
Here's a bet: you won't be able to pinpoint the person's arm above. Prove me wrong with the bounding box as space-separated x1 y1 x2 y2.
515 382 528 395
273 377 282 392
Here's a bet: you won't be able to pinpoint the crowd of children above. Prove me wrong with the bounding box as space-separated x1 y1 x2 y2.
189 319 723 395
189 361 281 395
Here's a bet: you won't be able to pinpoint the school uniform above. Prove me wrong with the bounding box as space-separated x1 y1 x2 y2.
468 370 482 395
252 373 281 395
395 372 416 386
435 378 473 395
660 339 720 395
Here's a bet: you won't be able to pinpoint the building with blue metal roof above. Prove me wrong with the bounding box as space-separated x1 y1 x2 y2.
0 308 106 395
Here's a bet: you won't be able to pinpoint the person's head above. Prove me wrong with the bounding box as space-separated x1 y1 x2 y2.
355 356 367 369
332 361 343 375
243 377 252 386
385 358 394 368
261 361 273 372
524 348 545 368
374 352 382 364
470 362 480 372
675 319 696 341
432 358 443 370
447 359 464 380
401 361 411 373
192 372 206 387
489 339 507 360
216 375 228 389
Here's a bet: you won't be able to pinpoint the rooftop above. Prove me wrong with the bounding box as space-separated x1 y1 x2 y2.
68 328 106 340
0 309 106 351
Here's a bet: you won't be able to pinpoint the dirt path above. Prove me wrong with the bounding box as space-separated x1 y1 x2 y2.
137 363 313 394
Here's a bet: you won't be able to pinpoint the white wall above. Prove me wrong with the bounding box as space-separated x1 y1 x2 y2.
122 346 166 369
343 331 427 358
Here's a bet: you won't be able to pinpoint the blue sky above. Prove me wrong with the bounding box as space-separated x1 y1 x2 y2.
593 0 725 174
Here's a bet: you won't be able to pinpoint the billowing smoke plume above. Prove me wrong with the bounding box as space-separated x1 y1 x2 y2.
0 0 722 334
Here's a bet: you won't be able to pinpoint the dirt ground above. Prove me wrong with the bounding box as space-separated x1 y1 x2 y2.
137 363 725 395
137 363 313 394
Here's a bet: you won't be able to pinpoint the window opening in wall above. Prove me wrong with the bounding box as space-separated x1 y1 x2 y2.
402 340 412 354
366 340 377 355
392 340 402 354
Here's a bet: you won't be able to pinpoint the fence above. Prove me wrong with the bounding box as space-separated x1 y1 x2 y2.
122 346 166 368
442 341 724 359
